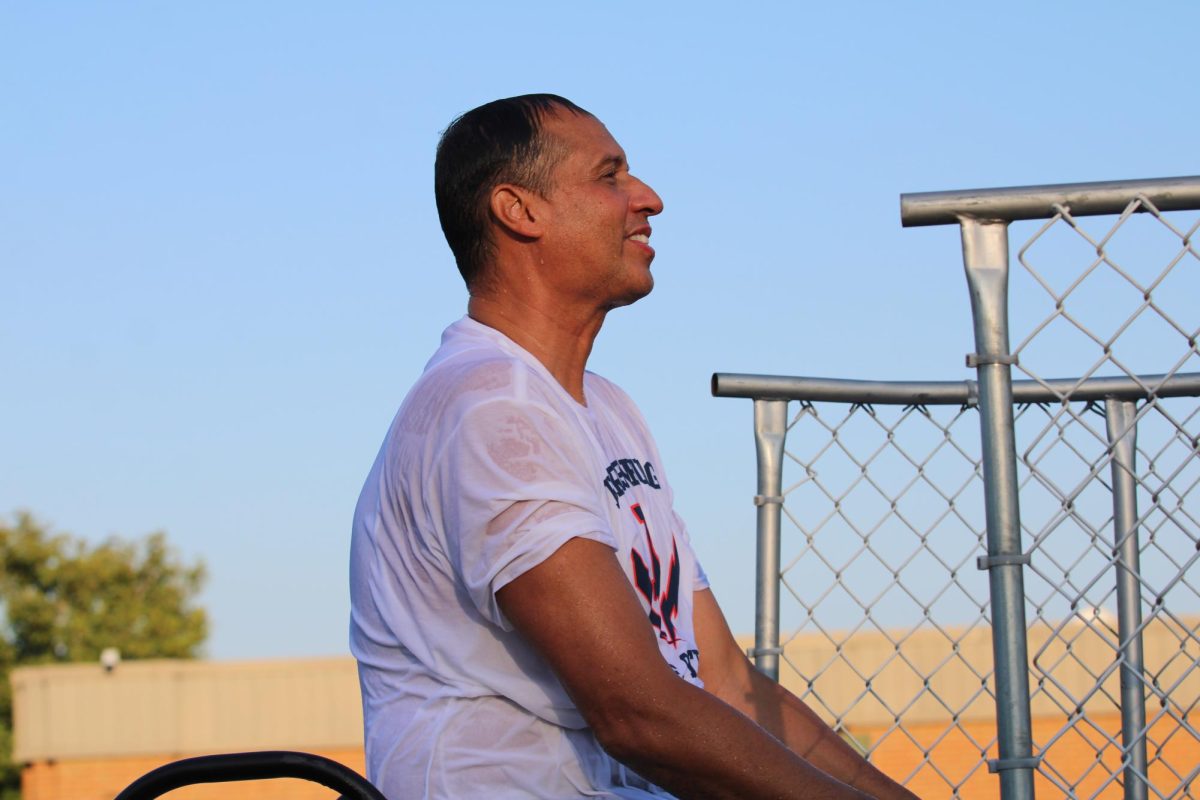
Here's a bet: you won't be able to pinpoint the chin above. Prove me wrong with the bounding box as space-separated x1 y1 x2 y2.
610 278 654 309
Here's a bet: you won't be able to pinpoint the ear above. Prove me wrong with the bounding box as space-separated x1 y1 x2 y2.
490 184 544 239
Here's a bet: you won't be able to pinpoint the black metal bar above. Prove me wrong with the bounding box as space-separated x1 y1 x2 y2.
113 751 387 800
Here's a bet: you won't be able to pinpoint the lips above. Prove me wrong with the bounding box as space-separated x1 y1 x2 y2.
627 231 654 260
627 226 653 251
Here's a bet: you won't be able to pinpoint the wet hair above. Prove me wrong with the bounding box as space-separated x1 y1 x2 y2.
434 94 591 287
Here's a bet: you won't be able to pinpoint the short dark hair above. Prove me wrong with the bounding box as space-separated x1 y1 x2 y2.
434 94 590 287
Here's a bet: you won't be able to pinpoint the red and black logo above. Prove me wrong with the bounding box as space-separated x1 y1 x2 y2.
628 503 681 646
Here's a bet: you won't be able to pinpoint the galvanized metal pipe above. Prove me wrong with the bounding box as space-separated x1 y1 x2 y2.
711 372 1200 405
901 175 1200 227
752 398 788 681
1104 399 1149 800
960 219 1037 800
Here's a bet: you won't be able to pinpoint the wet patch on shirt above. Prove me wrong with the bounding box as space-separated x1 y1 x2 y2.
397 389 440 435
486 414 550 482
459 360 513 394
486 500 577 537
398 363 513 436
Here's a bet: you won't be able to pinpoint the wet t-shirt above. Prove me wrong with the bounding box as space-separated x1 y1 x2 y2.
350 317 708 799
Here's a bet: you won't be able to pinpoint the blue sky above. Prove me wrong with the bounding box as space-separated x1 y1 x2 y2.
3 2 1197 659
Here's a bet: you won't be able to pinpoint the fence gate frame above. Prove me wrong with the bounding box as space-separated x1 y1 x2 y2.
713 175 1200 800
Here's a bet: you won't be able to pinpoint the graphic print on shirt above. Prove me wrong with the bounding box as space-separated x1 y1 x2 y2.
603 458 660 507
628 503 681 646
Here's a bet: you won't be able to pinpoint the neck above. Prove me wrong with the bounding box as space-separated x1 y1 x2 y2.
467 293 606 405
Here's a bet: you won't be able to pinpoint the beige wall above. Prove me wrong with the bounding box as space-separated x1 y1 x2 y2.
742 615 1200 799
737 615 1200 728
12 617 1198 799
12 656 365 800
12 656 362 761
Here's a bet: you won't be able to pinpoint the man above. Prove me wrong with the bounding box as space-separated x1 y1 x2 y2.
350 94 917 799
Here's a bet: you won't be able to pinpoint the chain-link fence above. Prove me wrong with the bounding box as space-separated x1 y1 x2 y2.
713 177 1200 800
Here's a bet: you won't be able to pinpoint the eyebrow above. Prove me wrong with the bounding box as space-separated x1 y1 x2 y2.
593 153 627 174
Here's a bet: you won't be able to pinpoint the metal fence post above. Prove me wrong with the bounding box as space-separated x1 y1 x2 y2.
751 398 788 680
715 367 1200 798
959 218 1038 800
1104 398 1149 800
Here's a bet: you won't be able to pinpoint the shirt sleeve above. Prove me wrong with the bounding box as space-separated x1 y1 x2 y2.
669 508 709 590
437 396 617 629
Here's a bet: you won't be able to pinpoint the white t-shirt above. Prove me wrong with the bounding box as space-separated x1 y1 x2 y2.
350 317 709 800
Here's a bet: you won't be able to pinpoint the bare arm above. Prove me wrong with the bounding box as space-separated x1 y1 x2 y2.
497 537 871 799
693 588 919 800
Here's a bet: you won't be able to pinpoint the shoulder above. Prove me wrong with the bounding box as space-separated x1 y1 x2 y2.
402 353 585 464
424 353 526 403
584 371 640 411
585 372 655 437
398 353 538 449
412 321 542 410
418 317 571 408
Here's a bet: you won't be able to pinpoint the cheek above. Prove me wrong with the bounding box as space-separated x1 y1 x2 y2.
555 196 627 255
565 209 621 249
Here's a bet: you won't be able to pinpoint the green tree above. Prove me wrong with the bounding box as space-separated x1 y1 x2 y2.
0 512 207 800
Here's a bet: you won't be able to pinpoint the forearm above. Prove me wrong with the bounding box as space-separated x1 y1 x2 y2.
691 588 916 798
728 667 918 800
593 676 871 800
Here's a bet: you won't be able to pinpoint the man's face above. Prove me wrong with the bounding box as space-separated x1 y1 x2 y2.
535 112 664 310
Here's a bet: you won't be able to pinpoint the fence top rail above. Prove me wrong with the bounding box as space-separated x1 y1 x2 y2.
711 372 1200 405
899 175 1200 227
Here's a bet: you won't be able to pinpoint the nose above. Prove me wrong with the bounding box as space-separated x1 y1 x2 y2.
630 174 664 217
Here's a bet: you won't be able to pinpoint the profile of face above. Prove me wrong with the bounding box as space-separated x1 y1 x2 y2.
533 111 665 310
